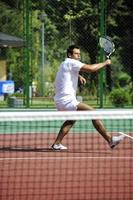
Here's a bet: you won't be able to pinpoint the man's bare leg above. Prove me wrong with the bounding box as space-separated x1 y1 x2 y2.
53 120 76 145
77 102 112 143
53 102 111 145
52 102 124 149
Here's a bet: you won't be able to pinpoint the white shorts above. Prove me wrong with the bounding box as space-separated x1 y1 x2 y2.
55 98 80 111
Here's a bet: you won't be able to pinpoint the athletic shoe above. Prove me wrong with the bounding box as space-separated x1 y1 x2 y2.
109 134 125 149
51 144 67 150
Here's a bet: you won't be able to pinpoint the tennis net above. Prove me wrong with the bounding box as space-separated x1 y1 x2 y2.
0 110 133 200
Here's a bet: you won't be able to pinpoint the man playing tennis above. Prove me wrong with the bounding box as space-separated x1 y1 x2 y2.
52 45 124 150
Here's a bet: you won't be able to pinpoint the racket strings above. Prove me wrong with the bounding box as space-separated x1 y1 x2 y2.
99 37 115 56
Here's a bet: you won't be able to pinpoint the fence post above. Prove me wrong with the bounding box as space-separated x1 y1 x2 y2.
23 0 32 107
99 0 106 108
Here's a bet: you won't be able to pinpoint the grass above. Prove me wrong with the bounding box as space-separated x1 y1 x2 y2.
0 96 132 109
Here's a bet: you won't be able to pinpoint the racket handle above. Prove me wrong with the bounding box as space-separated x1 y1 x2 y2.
106 54 109 59
106 52 111 59
106 58 113 91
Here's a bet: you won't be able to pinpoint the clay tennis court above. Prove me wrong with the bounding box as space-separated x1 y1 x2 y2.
0 133 132 200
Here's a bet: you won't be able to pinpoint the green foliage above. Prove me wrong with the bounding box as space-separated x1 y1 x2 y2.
0 1 23 35
131 92 133 105
0 1 23 90
44 60 60 83
109 88 130 107
6 48 24 89
10 92 24 98
112 70 131 91
0 0 133 108
117 72 131 87
36 60 60 96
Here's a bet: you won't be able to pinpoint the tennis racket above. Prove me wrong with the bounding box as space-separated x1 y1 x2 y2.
99 36 115 58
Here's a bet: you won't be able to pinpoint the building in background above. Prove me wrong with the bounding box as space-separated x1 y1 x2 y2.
0 32 24 98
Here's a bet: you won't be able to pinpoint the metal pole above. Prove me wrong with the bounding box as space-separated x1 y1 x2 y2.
41 21 45 96
39 13 46 97
99 0 106 108
23 0 32 107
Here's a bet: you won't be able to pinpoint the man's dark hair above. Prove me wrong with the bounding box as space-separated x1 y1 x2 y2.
67 45 80 58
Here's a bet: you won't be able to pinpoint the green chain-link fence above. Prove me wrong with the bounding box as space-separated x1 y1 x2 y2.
0 0 133 108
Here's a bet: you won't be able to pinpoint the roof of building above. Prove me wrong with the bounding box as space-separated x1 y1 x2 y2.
0 32 24 47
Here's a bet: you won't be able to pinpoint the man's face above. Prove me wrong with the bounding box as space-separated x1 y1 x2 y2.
70 48 81 60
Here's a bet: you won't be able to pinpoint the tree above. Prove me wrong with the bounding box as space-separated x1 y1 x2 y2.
0 0 132 102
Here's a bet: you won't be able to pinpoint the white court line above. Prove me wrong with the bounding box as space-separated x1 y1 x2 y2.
0 156 132 161
119 132 133 139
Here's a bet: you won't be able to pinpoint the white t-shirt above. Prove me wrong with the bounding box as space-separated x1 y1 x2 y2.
54 58 85 104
